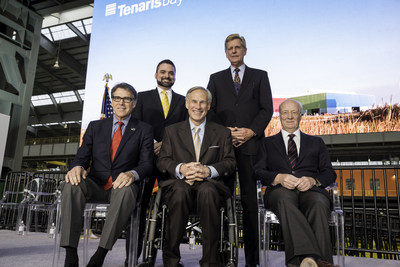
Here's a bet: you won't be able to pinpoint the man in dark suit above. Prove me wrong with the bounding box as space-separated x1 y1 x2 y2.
254 99 338 267
60 82 154 267
157 86 236 267
207 33 273 267
133 59 186 259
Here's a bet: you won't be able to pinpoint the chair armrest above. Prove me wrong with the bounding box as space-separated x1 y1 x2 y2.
326 182 342 211
256 180 265 208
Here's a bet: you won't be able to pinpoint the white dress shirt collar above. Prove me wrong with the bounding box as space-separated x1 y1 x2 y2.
281 128 301 155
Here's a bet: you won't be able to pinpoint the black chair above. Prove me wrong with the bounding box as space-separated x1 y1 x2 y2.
138 184 239 267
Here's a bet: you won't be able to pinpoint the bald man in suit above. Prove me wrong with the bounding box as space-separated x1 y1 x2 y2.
254 99 338 267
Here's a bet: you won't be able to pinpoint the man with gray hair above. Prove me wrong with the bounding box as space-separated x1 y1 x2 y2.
157 86 236 267
254 99 338 267
207 33 273 267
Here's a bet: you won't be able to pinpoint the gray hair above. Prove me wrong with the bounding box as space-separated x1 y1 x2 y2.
225 33 247 50
185 86 212 104
279 99 303 114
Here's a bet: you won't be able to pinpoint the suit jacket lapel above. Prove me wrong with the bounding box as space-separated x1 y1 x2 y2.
273 132 292 168
239 65 252 97
151 88 165 118
168 90 180 118
105 118 113 162
199 122 213 160
223 68 238 96
178 120 196 161
298 131 309 165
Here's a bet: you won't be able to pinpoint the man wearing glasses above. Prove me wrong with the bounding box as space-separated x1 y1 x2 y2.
60 82 154 267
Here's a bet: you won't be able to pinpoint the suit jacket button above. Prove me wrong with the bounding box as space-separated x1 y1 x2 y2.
292 171 296 175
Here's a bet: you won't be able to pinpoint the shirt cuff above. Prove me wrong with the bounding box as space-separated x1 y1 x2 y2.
130 170 140 181
207 165 219 179
175 163 185 179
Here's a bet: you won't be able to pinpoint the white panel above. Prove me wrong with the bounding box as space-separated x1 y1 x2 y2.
0 113 10 177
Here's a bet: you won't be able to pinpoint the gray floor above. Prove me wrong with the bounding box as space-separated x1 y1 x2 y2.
0 230 399 267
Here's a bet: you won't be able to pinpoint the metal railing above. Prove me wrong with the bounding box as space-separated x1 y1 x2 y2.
0 171 65 231
334 165 400 259
1 167 399 260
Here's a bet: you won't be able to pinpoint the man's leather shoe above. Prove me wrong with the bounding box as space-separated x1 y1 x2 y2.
300 257 339 267
300 257 318 267
316 259 339 267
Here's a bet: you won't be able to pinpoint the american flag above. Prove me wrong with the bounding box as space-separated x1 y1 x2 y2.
100 83 114 119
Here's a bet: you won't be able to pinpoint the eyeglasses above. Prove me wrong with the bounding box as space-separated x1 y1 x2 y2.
111 96 134 103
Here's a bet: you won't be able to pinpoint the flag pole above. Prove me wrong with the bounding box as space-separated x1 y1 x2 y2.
101 73 113 119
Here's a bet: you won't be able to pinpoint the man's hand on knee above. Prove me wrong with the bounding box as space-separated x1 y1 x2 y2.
113 172 135 189
65 166 87 185
296 176 316 192
274 173 299 190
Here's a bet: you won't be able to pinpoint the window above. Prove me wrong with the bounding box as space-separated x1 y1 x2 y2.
53 91 77 104
370 179 381 190
31 94 52 106
345 179 355 190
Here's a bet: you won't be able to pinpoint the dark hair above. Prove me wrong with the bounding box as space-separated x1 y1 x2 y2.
111 82 137 100
156 59 176 73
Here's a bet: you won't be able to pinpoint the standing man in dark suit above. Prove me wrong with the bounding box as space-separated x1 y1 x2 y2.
157 86 236 267
133 59 187 259
60 82 154 267
254 99 338 267
207 33 273 267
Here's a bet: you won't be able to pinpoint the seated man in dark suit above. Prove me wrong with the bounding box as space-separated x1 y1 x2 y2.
254 99 339 267
157 86 236 267
60 82 154 267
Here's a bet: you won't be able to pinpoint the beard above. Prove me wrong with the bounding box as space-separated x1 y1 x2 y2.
157 78 174 88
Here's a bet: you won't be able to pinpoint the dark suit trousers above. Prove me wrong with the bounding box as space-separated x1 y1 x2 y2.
162 180 221 267
266 187 333 264
60 178 138 250
236 150 259 265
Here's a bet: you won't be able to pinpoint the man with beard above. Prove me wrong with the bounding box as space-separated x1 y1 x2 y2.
132 59 187 262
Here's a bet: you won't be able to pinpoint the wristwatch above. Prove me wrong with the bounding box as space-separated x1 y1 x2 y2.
313 178 321 186
207 166 212 179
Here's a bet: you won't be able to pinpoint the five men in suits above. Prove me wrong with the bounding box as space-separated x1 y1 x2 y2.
133 59 187 258
254 99 338 267
60 82 154 267
157 86 236 267
207 33 273 267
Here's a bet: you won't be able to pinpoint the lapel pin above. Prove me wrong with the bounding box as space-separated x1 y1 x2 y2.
131 128 136 131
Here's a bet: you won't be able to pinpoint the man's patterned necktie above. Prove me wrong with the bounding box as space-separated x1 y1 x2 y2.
233 68 241 94
288 134 298 169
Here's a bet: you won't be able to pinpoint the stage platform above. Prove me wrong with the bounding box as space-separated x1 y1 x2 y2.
0 230 398 267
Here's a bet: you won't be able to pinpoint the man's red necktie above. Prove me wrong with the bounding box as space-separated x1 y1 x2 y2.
103 121 124 190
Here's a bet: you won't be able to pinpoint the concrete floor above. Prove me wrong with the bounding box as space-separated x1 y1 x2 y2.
0 230 399 267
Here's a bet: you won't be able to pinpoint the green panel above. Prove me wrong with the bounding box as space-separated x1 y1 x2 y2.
292 93 327 114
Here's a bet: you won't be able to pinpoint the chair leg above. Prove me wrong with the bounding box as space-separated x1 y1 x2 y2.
16 204 25 235
128 205 141 267
52 201 62 267
258 208 266 267
266 218 271 267
338 212 345 267
83 205 94 265
27 206 34 234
